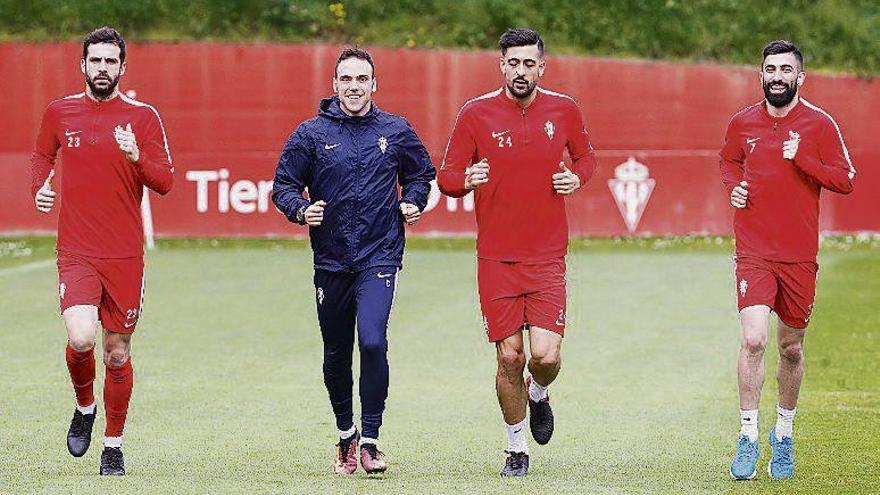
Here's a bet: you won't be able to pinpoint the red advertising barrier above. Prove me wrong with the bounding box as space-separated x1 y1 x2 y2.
2 43 877 238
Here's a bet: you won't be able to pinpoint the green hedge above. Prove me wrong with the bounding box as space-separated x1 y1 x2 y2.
1 0 877 74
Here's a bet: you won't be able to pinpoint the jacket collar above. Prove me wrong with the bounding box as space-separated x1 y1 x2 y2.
319 95 380 123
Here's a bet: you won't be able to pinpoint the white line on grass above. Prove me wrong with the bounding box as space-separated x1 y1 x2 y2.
0 259 54 277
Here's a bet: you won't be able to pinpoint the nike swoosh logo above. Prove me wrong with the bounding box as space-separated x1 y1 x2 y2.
512 428 522 434
65 130 82 136
123 321 137 328
746 138 759 144
377 272 394 278
324 143 341 150
491 130 510 138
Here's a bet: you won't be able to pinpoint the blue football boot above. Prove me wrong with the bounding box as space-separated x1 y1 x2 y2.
768 427 795 479
730 434 760 480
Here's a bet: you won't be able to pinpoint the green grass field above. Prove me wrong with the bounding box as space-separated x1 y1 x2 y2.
0 237 877 494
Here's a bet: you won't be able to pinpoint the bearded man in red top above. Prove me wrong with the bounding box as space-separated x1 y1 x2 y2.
439 28 598 477
721 40 855 481
30 27 173 476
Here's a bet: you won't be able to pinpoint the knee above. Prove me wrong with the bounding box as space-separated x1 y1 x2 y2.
779 341 804 363
530 346 560 370
68 337 95 352
497 348 526 376
740 322 768 355
103 348 130 368
358 337 387 359
65 314 97 352
741 333 767 355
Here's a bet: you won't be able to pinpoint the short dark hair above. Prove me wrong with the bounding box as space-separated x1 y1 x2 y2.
335 48 375 77
83 26 126 63
499 28 544 56
762 40 803 70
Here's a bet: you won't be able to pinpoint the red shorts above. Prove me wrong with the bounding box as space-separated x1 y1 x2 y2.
57 251 145 334
734 256 818 329
478 257 567 342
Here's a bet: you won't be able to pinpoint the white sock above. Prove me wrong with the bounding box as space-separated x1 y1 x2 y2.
739 409 759 442
103 436 123 449
360 437 378 447
775 405 796 441
528 377 549 402
76 402 96 415
505 418 529 454
339 425 357 440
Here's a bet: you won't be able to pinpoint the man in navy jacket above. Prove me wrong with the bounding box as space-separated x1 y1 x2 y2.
272 48 435 475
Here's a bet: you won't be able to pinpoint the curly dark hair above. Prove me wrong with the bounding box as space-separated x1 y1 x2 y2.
762 40 802 69
82 26 126 62
499 28 544 56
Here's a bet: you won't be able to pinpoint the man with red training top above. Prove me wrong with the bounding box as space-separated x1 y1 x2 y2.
31 27 173 476
721 40 855 481
438 28 597 477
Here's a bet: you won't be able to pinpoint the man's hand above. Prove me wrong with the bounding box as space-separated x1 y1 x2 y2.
552 161 581 195
304 200 327 226
35 170 56 213
399 202 421 225
783 130 800 160
114 123 140 163
465 158 490 190
731 180 749 209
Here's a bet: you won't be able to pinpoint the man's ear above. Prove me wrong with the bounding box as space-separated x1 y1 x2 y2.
120 61 126 77
372 78 377 92
81 58 86 75
332 79 338 93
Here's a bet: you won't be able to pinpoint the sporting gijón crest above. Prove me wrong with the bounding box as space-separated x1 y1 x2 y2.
608 157 655 233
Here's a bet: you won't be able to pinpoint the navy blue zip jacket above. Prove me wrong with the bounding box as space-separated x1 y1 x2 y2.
272 96 436 272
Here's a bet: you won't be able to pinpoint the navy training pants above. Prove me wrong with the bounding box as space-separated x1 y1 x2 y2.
314 266 398 440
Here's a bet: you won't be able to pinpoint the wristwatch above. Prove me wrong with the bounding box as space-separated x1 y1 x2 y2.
295 205 307 224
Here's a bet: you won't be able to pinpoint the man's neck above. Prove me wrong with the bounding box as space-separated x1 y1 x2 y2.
504 86 538 109
765 95 799 118
85 85 119 102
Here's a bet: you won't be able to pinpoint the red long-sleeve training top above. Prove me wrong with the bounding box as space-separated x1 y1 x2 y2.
719 99 855 262
439 87 598 261
31 92 173 258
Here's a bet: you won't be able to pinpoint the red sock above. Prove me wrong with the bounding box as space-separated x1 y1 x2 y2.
104 359 134 437
65 345 95 407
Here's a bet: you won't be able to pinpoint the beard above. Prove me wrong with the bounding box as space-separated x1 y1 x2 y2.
507 77 538 99
87 73 120 99
763 79 798 108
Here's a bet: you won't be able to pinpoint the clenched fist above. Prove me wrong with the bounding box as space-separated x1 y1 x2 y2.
114 123 140 163
731 180 749 209
35 170 56 213
399 202 421 225
552 162 581 195
465 158 490 190
304 200 327 226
